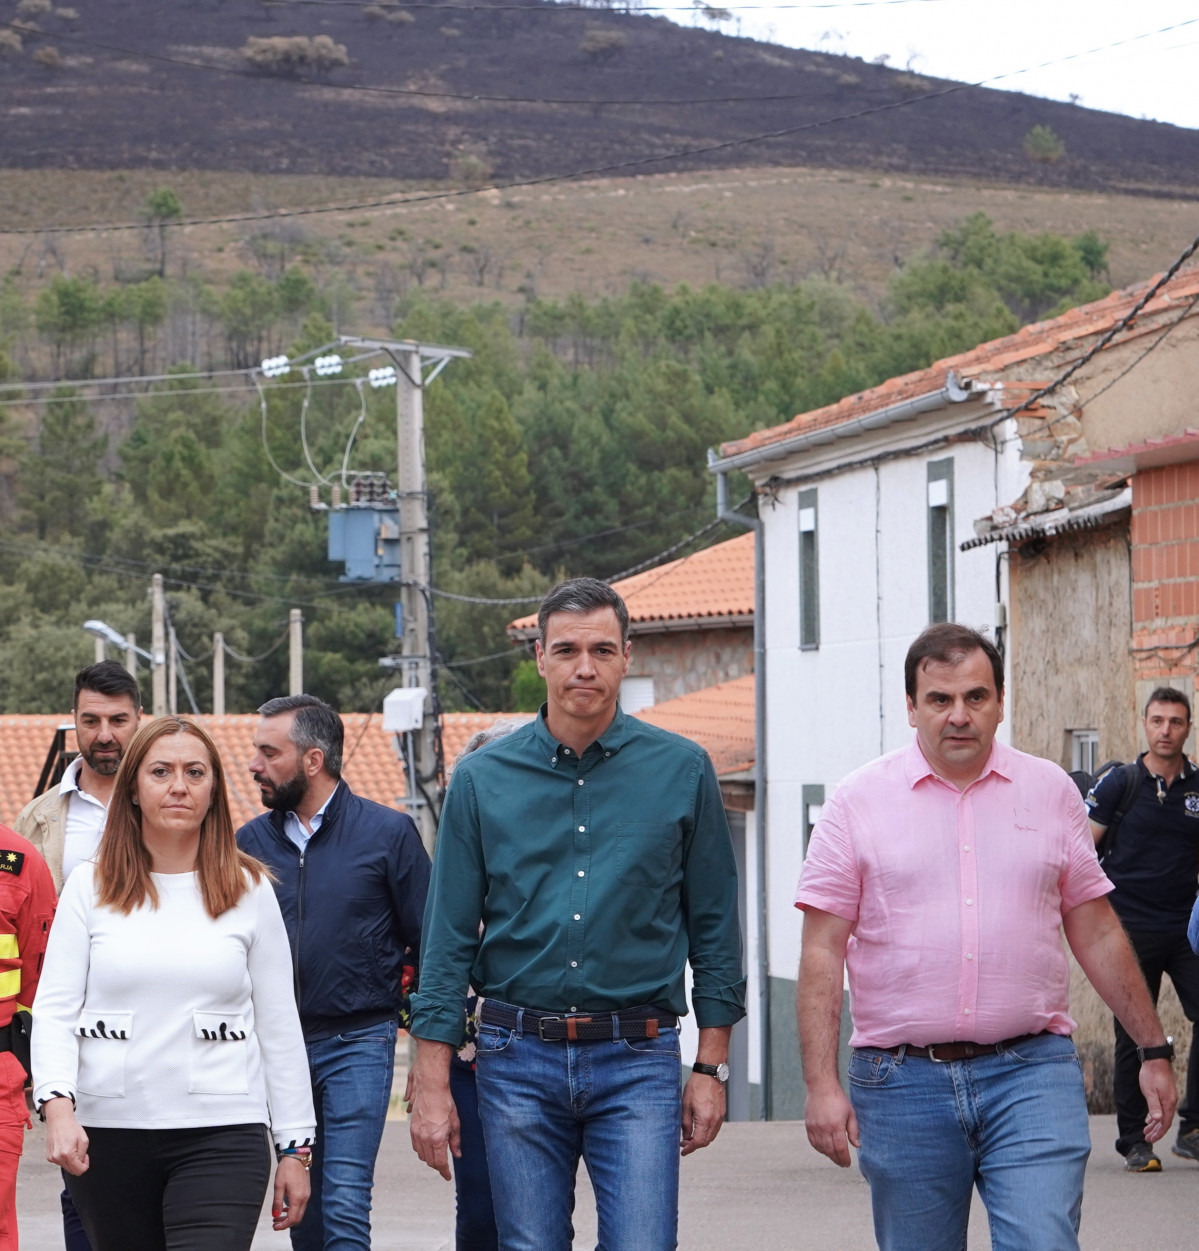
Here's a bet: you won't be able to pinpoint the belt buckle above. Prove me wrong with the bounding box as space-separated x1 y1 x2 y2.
537 1015 564 1042
925 1045 946 1063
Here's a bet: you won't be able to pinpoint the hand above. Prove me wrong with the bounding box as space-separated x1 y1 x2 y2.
1138 1058 1178 1144
43 1098 89 1177
803 1084 859 1168
680 1072 726 1156
408 1044 461 1182
271 1156 311 1231
403 1068 414 1110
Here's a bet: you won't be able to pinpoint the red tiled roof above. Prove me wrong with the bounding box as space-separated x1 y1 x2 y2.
0 711 530 831
508 532 754 638
635 674 755 777
718 265 1199 463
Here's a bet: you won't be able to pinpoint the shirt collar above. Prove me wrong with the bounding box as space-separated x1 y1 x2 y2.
533 703 630 766
904 735 1013 789
57 756 85 797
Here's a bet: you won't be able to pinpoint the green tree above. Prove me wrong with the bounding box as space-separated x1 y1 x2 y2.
18 387 105 539
143 187 183 278
34 274 102 377
1024 124 1065 164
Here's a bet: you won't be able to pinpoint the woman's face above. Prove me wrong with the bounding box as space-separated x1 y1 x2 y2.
134 732 216 842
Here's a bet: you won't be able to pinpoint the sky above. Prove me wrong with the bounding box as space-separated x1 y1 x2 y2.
671 0 1198 130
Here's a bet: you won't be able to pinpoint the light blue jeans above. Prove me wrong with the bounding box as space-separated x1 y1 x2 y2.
474 1015 682 1251
848 1032 1091 1251
291 1019 397 1251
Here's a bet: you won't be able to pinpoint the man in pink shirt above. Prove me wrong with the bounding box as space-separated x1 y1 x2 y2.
796 623 1177 1251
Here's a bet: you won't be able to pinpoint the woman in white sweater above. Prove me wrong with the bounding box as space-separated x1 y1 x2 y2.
32 716 316 1251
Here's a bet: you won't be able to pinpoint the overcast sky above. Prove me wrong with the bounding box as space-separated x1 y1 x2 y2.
671 0 1198 130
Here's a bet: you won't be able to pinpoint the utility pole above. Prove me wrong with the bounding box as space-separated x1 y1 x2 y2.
92 635 106 664
124 633 138 681
168 626 178 716
288 609 303 696
151 574 167 717
213 632 225 716
340 336 470 853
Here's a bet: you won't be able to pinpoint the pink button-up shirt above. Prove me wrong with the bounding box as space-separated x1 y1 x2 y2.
795 738 1111 1048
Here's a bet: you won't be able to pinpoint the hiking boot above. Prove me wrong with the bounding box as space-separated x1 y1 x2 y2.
1124 1142 1162 1172
1171 1128 1199 1163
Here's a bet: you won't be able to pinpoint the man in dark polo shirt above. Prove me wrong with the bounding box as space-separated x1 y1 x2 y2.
1088 685 1199 1172
408 577 745 1251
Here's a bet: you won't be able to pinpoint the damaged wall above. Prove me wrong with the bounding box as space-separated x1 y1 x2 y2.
1008 521 1137 767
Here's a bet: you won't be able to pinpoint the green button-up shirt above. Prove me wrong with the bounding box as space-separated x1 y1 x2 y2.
410 705 746 1046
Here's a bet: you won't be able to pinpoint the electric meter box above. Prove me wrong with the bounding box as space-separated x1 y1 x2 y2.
383 686 428 733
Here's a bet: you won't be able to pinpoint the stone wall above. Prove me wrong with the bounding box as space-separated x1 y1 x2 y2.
625 626 753 704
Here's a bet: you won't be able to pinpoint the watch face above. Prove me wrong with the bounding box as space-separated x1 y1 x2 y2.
716 1062 730 1083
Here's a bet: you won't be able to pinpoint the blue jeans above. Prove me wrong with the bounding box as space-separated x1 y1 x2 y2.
474 1014 681 1251
451 1056 499 1251
848 1032 1091 1251
291 1019 397 1251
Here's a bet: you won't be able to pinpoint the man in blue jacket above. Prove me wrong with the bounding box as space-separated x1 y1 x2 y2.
238 694 430 1251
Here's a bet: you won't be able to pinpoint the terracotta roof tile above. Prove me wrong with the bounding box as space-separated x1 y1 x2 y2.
508 532 754 637
635 674 755 777
719 265 1199 462
0 712 530 832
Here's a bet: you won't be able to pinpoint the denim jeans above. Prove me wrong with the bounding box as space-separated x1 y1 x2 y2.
474 1013 682 1251
291 1019 397 1251
450 1056 499 1251
848 1032 1091 1251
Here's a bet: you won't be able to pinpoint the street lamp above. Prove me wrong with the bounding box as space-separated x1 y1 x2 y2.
83 619 154 679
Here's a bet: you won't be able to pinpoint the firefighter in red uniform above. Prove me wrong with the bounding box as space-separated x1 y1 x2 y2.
0 822 56 1251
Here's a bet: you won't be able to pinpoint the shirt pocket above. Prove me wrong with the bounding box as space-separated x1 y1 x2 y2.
76 1009 133 1099
189 1011 250 1096
616 822 678 888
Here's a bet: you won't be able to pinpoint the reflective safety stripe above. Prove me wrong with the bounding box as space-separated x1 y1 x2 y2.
0 970 19 999
0 936 16 960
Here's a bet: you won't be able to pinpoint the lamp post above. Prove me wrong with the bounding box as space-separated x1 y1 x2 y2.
83 620 160 712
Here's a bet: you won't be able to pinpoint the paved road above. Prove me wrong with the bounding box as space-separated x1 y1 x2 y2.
16 1115 1196 1248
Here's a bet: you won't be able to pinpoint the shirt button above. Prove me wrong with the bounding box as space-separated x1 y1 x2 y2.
574 914 581 920
963 844 971 852
605 752 611 757
578 779 584 786
551 757 557 764
965 898 974 906
577 871 585 877
578 825 585 832
966 953 974 961
570 961 578 968
963 1007 971 1015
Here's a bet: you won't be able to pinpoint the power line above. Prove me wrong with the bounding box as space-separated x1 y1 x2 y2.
222 630 292 663
2 18 1193 238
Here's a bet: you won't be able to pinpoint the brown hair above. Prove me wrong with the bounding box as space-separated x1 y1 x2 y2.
904 622 1004 700
97 717 270 920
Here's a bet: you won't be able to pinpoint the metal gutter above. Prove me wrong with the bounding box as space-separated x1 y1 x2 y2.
708 373 984 475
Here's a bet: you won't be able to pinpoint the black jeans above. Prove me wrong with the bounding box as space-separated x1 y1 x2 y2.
1114 926 1199 1154
450 1056 499 1251
66 1123 272 1251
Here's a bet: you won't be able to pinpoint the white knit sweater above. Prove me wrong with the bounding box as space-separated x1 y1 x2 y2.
32 864 316 1151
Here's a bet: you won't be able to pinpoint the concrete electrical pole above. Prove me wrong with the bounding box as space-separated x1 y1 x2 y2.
150 574 167 717
288 609 303 696
213 632 225 716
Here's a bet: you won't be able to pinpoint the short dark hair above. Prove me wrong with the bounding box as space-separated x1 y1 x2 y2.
537 578 630 647
904 623 1004 700
1144 686 1192 721
73 661 142 711
258 694 344 779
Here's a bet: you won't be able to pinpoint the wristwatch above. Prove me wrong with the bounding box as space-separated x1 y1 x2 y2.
692 1061 730 1084
1136 1037 1175 1064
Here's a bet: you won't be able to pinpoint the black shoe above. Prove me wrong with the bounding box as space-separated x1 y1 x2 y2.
1124 1142 1162 1172
1171 1128 1199 1163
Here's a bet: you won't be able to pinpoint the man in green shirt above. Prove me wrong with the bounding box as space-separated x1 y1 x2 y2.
409 577 745 1251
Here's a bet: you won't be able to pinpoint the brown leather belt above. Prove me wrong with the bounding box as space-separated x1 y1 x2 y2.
480 1001 677 1042
886 1032 1044 1062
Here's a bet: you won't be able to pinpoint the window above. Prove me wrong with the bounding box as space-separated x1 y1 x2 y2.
927 459 954 623
798 488 819 650
1071 730 1100 775
802 784 825 854
619 676 656 714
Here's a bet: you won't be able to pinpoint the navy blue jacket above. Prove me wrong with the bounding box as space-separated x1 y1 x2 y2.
237 780 430 1041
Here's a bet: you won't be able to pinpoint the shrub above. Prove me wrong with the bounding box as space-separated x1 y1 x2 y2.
1024 124 1065 164
16 0 52 15
579 26 626 61
450 151 493 188
0 30 22 57
364 2 414 19
241 34 349 77
33 44 60 69
55 6 79 19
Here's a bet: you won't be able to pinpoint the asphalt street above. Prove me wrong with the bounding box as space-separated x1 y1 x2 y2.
14 1115 1196 1249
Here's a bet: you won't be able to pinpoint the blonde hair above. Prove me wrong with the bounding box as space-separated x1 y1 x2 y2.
97 717 270 919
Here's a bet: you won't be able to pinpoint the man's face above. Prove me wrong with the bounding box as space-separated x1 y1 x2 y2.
74 690 140 778
1143 701 1190 768
536 607 630 727
249 712 309 812
906 648 1004 786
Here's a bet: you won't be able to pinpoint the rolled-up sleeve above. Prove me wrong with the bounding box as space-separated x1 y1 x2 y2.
683 755 746 1029
409 770 487 1047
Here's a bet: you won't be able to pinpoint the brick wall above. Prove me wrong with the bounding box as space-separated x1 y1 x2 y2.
626 627 753 705
1130 461 1199 686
